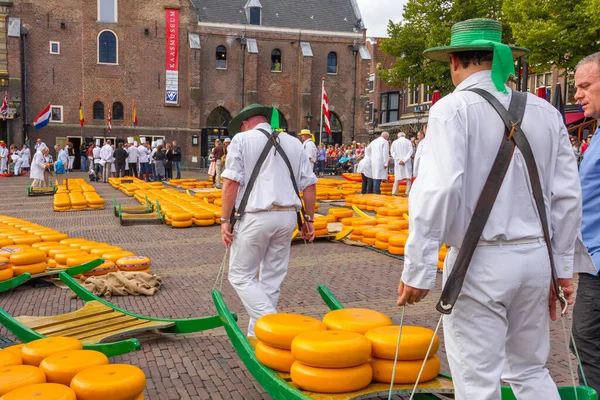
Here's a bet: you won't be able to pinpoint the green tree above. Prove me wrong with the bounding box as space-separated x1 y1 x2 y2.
379 0 505 95
503 0 600 72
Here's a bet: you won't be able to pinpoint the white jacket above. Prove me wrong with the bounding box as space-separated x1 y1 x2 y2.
30 150 46 181
370 136 390 180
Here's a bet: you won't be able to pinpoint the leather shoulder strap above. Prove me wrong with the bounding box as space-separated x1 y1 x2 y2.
436 89 527 314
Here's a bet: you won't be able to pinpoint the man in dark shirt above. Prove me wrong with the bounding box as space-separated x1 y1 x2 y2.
172 140 182 179
114 143 128 178
212 139 224 188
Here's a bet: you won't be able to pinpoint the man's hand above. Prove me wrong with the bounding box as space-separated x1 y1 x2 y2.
400 161 405 166
549 278 575 321
397 280 430 306
301 221 315 242
221 222 234 248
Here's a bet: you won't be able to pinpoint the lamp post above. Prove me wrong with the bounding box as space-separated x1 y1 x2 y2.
414 106 426 134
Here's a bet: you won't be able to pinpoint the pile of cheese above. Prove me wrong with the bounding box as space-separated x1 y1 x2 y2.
108 177 163 197
254 308 440 394
0 337 146 399
168 179 214 189
53 179 104 212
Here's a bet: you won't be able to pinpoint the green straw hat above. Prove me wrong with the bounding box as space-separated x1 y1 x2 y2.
228 104 273 135
423 18 529 93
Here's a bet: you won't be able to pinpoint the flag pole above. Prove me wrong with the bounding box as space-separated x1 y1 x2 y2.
319 77 324 146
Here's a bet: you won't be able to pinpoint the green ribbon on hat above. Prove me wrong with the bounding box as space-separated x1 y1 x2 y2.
451 30 515 94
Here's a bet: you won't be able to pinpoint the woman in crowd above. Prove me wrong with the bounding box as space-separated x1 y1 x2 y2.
165 143 174 180
317 143 327 177
152 144 166 181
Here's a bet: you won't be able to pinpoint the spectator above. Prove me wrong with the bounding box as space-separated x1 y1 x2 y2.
138 142 151 182
172 140 182 179
80 142 88 172
54 144 68 184
114 143 128 178
34 138 47 152
65 142 75 172
150 142 157 180
92 141 102 182
127 142 138 177
152 144 166 181
165 143 174 180
100 140 114 183
20 144 30 173
317 143 326 177
212 139 225 188
86 142 94 173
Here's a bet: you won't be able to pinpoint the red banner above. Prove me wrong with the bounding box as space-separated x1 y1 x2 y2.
165 9 179 104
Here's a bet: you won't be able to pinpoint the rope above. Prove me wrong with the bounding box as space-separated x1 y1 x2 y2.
558 287 578 400
387 305 406 400
409 315 443 400
571 330 588 387
213 246 230 291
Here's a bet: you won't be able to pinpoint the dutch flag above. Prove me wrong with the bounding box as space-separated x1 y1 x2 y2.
33 104 52 130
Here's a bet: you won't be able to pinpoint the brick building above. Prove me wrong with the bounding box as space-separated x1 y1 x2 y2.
0 0 371 168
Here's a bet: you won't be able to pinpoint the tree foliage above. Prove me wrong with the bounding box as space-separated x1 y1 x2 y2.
379 0 505 95
503 0 600 72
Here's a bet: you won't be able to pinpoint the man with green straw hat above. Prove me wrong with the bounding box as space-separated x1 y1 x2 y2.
397 18 582 398
220 104 318 337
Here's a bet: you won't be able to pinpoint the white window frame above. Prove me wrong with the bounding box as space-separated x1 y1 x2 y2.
97 0 118 23
50 105 64 123
536 72 552 89
97 29 119 65
422 84 433 104
408 77 420 106
368 74 375 93
49 41 60 55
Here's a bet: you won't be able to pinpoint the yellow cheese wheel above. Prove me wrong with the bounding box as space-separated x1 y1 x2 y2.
47 248 79 259
388 246 404 255
100 251 135 263
12 262 46 276
116 256 151 271
362 227 386 239
20 337 83 367
41 234 69 242
362 237 376 245
59 238 88 246
0 365 46 396
54 251 88 265
0 268 12 282
40 350 109 386
7 249 46 266
78 242 105 253
169 212 192 222
1 345 24 359
349 233 362 242
31 242 61 250
66 255 101 268
0 246 30 257
290 361 372 394
171 220 193 228
193 219 214 227
365 326 440 360
388 235 408 247
83 261 118 277
323 308 392 335
375 230 397 243
0 257 9 271
0 239 13 247
0 352 21 367
89 246 122 256
314 228 328 237
70 364 146 400
0 383 77 400
11 236 42 246
370 355 440 384
47 259 58 268
291 331 371 368
375 240 389 250
255 341 295 373
329 208 353 219
352 219 376 227
255 314 326 350
341 217 361 226
36 245 70 257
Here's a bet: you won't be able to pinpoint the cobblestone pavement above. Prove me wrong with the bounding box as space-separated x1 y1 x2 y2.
0 172 581 399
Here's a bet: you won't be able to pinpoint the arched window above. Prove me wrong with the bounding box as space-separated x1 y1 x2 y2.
93 101 104 120
206 106 232 128
98 30 118 64
327 52 338 74
112 102 124 120
216 45 227 69
271 49 282 72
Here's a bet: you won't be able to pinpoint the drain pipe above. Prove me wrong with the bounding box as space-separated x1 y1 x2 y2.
351 42 358 142
240 29 246 109
20 25 28 146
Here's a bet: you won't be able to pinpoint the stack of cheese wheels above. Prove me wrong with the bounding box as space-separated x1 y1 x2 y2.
84 192 104 210
254 314 325 373
167 210 193 228
290 330 373 393
361 226 387 246
0 383 77 400
350 218 377 242
40 350 109 386
191 210 215 227
312 217 329 237
0 365 47 396
68 192 87 210
53 194 71 212
388 233 408 256
438 245 448 271
70 364 146 400
101 251 135 264
82 260 118 278
116 256 151 273
375 230 397 251
0 256 13 282
20 337 83 367
323 308 393 335
0 247 47 276
365 326 441 384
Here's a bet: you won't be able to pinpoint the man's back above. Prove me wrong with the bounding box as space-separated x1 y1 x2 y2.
115 148 128 163
127 146 138 162
414 70 580 247
224 123 316 212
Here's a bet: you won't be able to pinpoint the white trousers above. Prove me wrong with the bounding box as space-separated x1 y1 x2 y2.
68 156 75 170
392 179 411 196
0 157 7 173
443 241 560 400
228 210 297 336
13 159 23 175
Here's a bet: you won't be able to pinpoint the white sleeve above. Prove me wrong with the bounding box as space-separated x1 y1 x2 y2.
402 143 414 164
297 147 318 191
550 115 582 278
222 136 244 183
402 113 466 289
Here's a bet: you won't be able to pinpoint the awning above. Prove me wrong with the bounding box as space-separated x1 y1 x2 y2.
378 116 429 128
565 112 585 125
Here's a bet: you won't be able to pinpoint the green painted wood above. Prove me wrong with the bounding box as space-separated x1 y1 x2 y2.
59 272 232 333
0 274 31 293
317 284 344 310
212 289 313 400
0 306 44 342
82 338 142 358
63 258 104 276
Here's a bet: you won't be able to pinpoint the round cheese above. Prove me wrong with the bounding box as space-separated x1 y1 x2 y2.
365 326 440 360
0 365 46 396
0 352 21 367
12 262 46 276
291 330 371 368
40 350 109 386
255 341 295 373
0 268 13 282
290 361 372 394
323 308 392 335
20 337 83 367
0 383 76 400
370 355 440 384
255 314 326 350
70 364 146 400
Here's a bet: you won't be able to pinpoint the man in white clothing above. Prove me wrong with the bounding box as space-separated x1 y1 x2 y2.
397 19 581 399
34 138 47 153
92 142 102 182
126 143 138 178
138 143 151 182
391 132 413 196
0 142 7 173
370 131 390 194
300 129 317 171
54 144 68 184
413 128 426 179
221 104 317 337
356 141 373 194
100 140 114 183
30 147 49 188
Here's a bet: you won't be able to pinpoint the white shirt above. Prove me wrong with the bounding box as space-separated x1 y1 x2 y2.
370 136 390 180
92 146 101 163
57 149 68 166
100 144 113 162
30 151 46 181
137 146 151 163
402 70 582 289
223 122 318 213
34 142 47 152
126 146 138 163
150 148 157 164
413 140 425 178
21 148 30 168
0 147 7 158
391 137 413 180
356 143 373 178
302 139 318 164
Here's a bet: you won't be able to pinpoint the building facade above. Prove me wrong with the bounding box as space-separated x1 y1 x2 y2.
0 0 370 168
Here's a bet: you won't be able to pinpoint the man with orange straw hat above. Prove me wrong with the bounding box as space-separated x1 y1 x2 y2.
397 18 584 399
